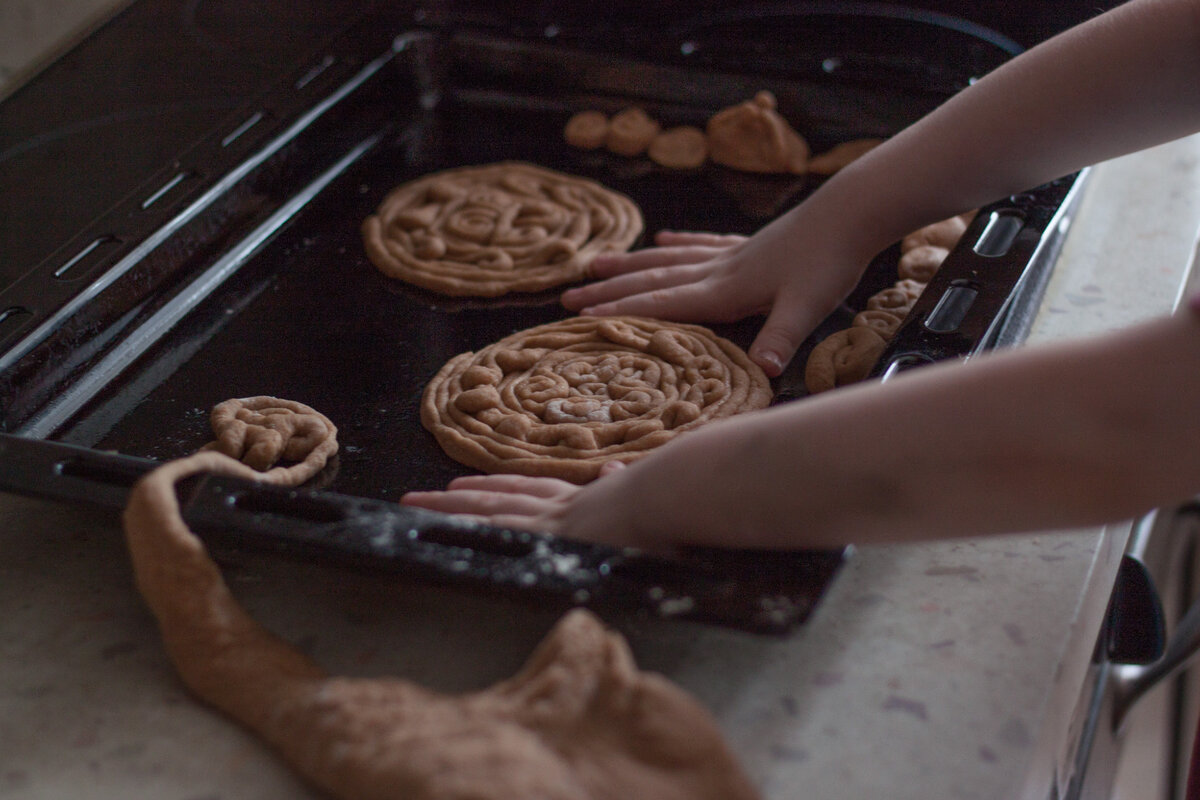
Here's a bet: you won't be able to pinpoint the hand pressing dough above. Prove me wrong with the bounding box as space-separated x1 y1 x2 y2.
706 91 809 174
122 446 761 799
362 162 643 297
422 316 772 483
807 138 884 175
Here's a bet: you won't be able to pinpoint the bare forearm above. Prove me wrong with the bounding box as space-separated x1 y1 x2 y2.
568 312 1200 550
801 0 1200 260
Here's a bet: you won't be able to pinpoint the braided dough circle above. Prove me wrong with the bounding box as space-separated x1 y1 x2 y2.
362 162 643 297
422 316 772 483
200 396 338 485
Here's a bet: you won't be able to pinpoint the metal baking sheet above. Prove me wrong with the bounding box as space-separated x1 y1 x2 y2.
0 10 1082 631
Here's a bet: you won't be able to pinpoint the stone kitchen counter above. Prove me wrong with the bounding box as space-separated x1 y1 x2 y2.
3 5 1200 799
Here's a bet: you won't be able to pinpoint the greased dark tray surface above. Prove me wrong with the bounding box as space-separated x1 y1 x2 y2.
50 40 912 501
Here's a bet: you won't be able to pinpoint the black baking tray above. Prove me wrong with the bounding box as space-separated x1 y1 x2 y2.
0 6 1087 632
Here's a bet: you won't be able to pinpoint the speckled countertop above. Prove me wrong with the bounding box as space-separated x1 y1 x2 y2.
3 5 1200 799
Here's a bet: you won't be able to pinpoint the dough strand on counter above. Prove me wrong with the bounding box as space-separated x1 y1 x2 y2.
121 400 760 800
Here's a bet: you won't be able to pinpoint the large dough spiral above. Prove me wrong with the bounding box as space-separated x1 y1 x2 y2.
422 316 772 483
362 162 643 297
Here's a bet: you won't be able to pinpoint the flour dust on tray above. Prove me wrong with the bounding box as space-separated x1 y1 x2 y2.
362 161 643 297
422 316 773 483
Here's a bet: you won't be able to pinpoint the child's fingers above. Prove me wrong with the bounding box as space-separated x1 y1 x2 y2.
564 262 711 312
444 474 576 499
400 488 559 520
586 245 726 279
749 292 823 377
653 230 747 248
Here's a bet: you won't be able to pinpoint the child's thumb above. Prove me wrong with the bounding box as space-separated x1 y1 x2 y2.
749 296 818 378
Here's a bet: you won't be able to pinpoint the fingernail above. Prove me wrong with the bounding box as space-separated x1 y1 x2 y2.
757 350 784 376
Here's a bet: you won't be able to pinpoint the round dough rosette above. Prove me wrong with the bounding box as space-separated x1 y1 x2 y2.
362 162 643 297
422 316 773 483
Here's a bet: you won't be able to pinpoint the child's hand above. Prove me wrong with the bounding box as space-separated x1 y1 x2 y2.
401 474 581 535
562 213 870 377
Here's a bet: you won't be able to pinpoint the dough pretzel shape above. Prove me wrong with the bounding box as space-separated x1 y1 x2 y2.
199 396 337 485
422 316 772 483
122 447 760 800
804 327 888 394
362 162 643 297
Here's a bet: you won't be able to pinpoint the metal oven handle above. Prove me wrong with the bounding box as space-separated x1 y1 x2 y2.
1112 504 1200 730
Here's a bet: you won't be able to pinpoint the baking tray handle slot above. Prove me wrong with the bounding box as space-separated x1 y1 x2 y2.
973 209 1026 257
414 524 536 559
55 455 150 489
924 281 979 333
231 488 348 524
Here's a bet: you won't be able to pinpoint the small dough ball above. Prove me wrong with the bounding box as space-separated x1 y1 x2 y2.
648 126 708 169
606 107 661 157
564 110 610 150
807 138 884 175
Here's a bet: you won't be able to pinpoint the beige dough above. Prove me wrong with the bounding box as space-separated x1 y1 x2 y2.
901 211 976 252
422 316 773 483
804 327 888 394
362 162 643 297
564 110 610 150
122 419 760 800
807 138 884 175
706 91 809 174
605 107 661 157
648 126 708 169
851 308 905 340
897 245 950 283
866 278 926 317
199 396 337 484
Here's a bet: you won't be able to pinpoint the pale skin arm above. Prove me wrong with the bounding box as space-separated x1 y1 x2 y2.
404 0 1200 551
403 311 1200 551
561 0 1200 377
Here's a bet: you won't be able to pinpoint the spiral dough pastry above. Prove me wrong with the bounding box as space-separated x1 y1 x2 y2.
200 396 338 485
362 162 643 297
422 316 773 483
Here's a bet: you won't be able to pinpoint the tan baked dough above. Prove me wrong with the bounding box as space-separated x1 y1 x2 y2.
422 316 772 483
605 107 661 157
706 91 809 174
866 278 926 316
564 110 610 150
897 245 950 283
123 447 760 800
362 162 643 297
807 138 884 175
901 211 975 252
648 126 708 169
851 308 905 341
199 396 337 484
804 327 888 394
